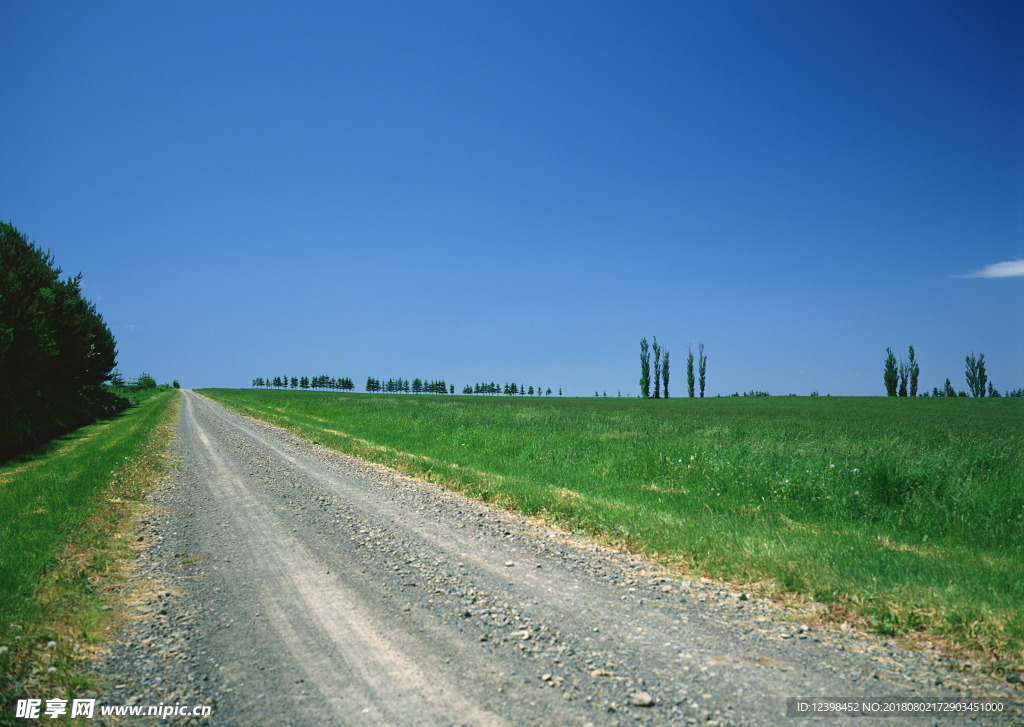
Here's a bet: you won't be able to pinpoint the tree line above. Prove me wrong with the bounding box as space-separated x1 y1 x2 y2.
110 370 179 391
639 337 706 398
1 222 126 460
252 375 356 391
464 382 555 396
366 377 451 394
251 376 561 396
884 347 1018 397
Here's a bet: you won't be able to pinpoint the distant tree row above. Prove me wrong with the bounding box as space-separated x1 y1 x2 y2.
883 346 920 397
1 222 126 459
366 377 451 394
929 378 1016 398
464 381 504 395
110 370 160 392
252 375 356 391
461 382 554 396
639 337 708 399
884 348 1014 397
250 375 562 396
639 336 673 398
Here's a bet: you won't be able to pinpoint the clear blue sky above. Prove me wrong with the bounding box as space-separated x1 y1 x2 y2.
3 1 1022 396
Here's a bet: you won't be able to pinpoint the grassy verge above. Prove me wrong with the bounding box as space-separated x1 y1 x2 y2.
200 389 1024 668
0 389 180 719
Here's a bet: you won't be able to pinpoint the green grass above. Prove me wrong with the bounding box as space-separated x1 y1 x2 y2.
0 388 179 713
200 389 1024 665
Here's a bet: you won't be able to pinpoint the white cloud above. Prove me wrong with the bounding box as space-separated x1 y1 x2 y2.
957 259 1024 279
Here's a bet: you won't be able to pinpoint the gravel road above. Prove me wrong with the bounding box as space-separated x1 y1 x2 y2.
89 390 1021 725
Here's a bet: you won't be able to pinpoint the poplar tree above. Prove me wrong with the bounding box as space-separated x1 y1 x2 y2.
908 346 919 397
965 352 987 397
686 345 695 398
898 357 908 397
652 337 662 399
662 350 670 399
698 342 707 397
883 348 898 396
639 337 651 399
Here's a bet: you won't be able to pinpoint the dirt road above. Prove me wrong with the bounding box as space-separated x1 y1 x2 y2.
90 391 1020 725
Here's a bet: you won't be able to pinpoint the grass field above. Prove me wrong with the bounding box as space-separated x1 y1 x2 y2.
201 389 1024 666
0 388 179 711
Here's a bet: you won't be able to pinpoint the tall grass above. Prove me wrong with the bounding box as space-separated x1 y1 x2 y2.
0 389 176 626
201 390 1024 664
1 389 178 717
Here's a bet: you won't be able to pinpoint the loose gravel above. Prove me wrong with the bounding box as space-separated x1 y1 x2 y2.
87 391 1022 725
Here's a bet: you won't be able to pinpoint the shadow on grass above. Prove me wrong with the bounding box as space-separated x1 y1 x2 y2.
0 388 174 467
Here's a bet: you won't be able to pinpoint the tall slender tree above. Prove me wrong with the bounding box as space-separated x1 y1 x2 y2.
883 348 898 396
965 354 978 396
686 345 695 398
908 346 919 397
662 350 670 399
639 337 651 398
965 352 987 397
652 337 662 399
966 353 980 397
698 342 707 398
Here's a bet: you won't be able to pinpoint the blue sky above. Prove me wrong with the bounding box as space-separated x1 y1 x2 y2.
3 1 1022 396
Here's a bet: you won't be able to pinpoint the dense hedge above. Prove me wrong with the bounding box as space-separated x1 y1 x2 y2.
0 222 127 460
